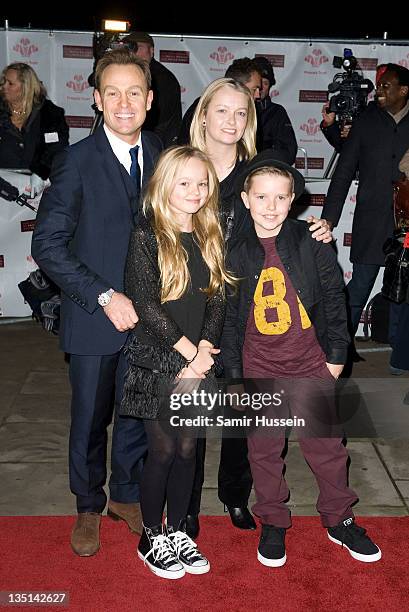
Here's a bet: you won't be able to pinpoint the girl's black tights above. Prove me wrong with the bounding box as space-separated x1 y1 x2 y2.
141 418 197 528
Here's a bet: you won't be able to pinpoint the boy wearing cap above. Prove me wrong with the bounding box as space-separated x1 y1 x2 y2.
221 151 381 567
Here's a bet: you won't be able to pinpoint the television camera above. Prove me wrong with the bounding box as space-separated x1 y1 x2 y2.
87 20 136 133
327 48 374 125
87 20 135 88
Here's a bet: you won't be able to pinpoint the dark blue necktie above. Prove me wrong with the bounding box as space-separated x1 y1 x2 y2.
129 145 141 200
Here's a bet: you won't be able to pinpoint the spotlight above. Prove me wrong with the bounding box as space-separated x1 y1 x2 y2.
101 19 130 32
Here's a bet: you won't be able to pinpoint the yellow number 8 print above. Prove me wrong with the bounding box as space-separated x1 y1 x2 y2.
253 267 311 335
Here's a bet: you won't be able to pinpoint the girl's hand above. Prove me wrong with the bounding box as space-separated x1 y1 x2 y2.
190 346 220 376
174 365 203 394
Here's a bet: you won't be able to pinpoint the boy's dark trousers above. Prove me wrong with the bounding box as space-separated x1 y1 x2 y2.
246 372 358 528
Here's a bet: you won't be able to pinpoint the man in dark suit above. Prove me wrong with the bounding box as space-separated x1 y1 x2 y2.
31 48 162 556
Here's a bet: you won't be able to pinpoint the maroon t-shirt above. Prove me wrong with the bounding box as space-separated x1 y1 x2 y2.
243 236 326 377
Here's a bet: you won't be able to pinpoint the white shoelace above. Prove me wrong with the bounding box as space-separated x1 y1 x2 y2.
169 531 200 560
144 534 178 565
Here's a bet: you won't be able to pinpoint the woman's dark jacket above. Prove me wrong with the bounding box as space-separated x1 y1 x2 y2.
0 97 69 179
221 218 349 380
219 159 253 241
120 214 225 418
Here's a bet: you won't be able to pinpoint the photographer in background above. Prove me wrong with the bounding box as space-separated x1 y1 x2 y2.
0 62 69 196
121 31 182 147
253 55 298 164
321 63 409 357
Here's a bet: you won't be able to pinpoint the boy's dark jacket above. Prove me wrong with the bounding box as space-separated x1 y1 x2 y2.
221 218 350 379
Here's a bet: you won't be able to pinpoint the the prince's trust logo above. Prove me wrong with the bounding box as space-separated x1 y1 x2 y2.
300 117 320 136
66 75 90 93
210 46 234 65
304 48 329 76
305 48 329 67
13 38 39 57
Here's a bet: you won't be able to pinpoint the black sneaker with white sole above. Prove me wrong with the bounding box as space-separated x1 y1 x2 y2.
257 524 287 567
138 524 185 579
327 517 381 562
167 525 210 574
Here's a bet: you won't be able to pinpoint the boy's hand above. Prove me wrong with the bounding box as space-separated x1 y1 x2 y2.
326 363 344 379
307 216 333 243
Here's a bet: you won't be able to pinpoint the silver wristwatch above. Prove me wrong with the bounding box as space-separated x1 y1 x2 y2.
97 288 115 307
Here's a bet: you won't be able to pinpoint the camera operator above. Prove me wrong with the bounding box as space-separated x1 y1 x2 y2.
321 63 409 353
121 31 182 147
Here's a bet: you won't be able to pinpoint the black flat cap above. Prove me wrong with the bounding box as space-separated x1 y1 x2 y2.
236 150 305 201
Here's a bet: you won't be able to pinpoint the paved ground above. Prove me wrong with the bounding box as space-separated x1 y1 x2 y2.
0 320 408 518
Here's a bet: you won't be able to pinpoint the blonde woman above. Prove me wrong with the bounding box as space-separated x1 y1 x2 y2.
0 62 69 192
121 145 235 579
190 77 257 241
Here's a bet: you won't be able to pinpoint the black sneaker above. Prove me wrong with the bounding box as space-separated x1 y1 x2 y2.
257 524 286 567
167 525 210 574
137 524 185 579
327 518 381 562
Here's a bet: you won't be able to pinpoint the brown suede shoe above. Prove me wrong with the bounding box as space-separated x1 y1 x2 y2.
71 512 101 557
107 500 143 534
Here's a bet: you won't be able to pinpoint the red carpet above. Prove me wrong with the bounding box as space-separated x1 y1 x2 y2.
0 516 408 611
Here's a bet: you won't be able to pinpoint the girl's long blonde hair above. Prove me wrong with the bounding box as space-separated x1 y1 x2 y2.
143 146 235 303
190 78 257 162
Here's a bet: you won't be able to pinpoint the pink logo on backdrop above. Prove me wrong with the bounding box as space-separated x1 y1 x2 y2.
66 75 90 93
304 49 329 67
181 86 187 94
300 118 320 136
398 54 409 69
350 194 357 203
13 38 39 57
270 89 279 97
210 47 234 65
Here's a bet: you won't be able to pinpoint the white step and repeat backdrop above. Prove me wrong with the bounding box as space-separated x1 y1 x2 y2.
1 30 408 318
